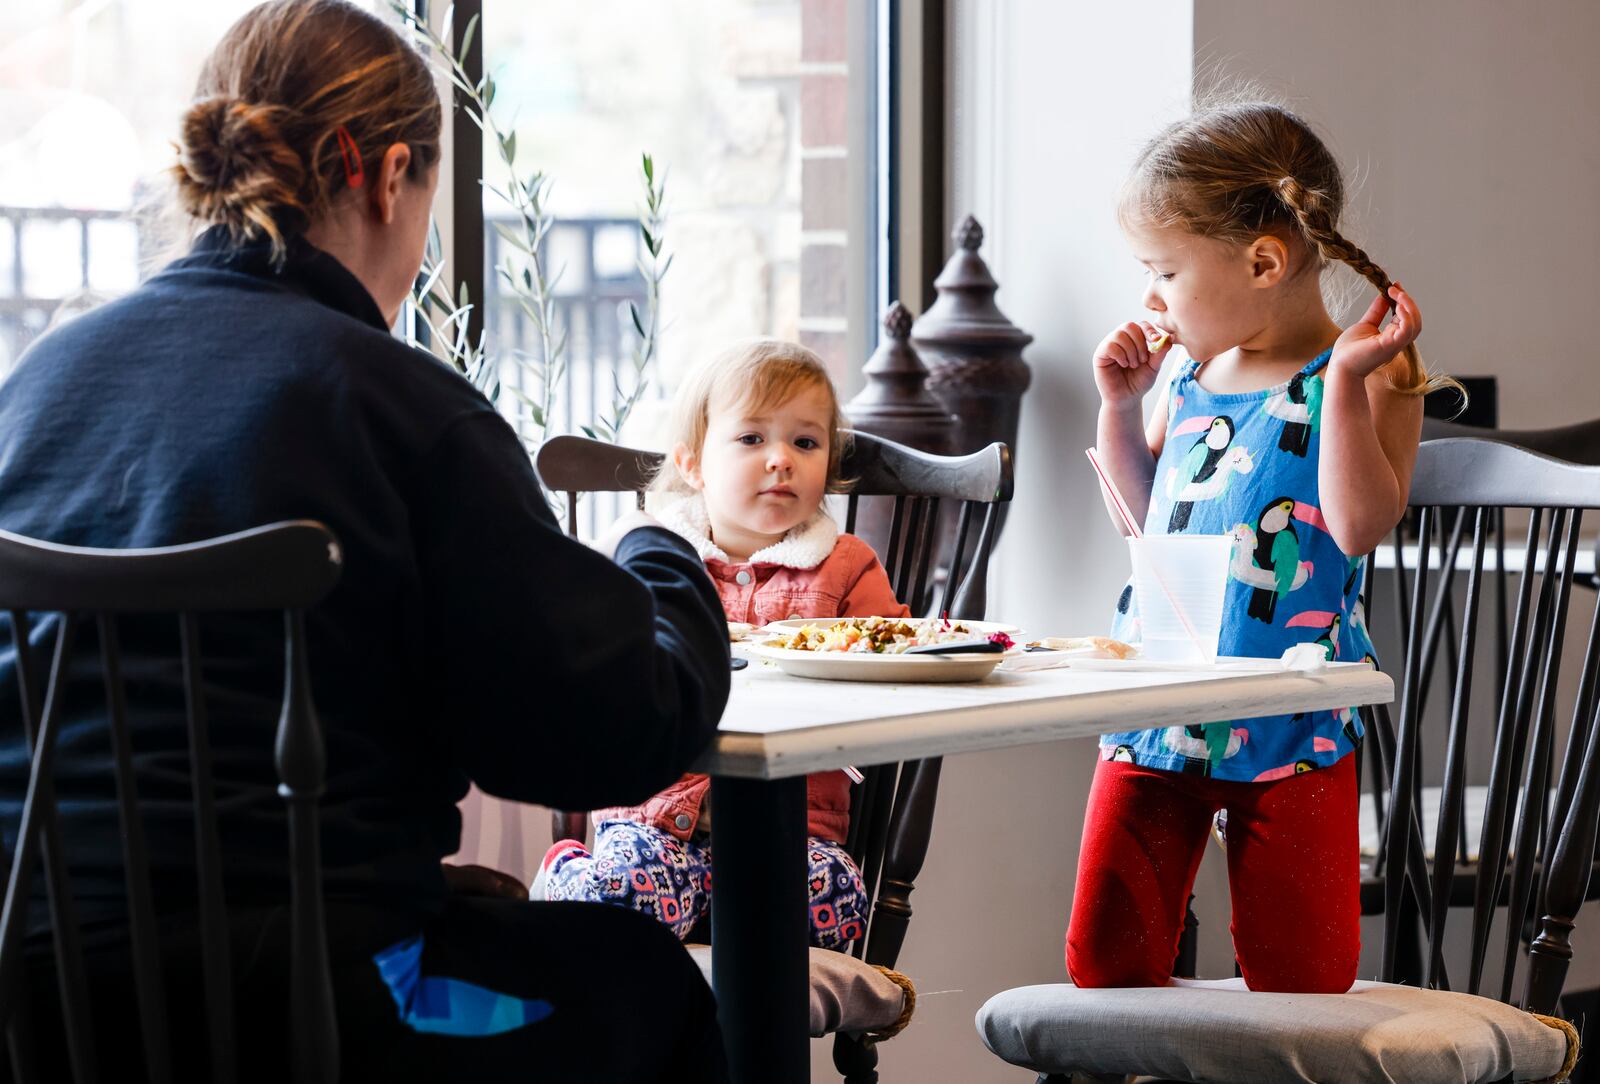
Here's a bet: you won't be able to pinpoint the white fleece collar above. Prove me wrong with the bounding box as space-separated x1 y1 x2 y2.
657 493 839 569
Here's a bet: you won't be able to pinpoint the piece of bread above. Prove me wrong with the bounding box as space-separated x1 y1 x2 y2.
1030 635 1138 659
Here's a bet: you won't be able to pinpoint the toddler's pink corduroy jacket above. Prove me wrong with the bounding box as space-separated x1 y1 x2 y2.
594 495 909 843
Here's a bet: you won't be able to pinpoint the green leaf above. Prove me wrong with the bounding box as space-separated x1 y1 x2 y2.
642 153 654 184
502 130 516 164
456 12 479 65
493 221 532 255
629 301 646 339
640 226 657 256
458 280 471 307
483 75 496 109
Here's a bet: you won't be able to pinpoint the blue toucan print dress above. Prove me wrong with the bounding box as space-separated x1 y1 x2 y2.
1101 349 1374 781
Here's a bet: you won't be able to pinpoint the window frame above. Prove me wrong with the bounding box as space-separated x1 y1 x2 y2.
428 0 945 414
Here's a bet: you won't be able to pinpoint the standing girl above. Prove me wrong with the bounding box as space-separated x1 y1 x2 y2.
1072 101 1443 993
536 340 909 951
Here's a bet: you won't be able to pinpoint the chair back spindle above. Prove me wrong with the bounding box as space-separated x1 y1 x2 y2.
95 614 171 1083
0 522 342 1082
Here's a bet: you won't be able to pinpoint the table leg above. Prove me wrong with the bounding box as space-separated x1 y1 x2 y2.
710 774 809 1083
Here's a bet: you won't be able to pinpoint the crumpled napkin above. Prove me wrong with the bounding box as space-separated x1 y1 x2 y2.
1277 642 1333 671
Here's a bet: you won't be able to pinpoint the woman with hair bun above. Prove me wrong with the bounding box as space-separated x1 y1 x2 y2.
0 2 730 1079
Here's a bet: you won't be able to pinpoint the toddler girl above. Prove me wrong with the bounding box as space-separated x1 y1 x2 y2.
535 339 908 951
1072 101 1450 993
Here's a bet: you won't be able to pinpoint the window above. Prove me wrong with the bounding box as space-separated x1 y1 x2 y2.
0 0 899 443
453 0 884 453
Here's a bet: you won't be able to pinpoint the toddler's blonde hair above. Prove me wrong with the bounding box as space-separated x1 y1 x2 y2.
656 339 850 495
1121 99 1456 398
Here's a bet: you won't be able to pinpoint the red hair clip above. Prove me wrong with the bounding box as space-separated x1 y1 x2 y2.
334 125 365 189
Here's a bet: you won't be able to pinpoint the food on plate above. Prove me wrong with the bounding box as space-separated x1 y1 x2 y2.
770 615 1009 654
1026 635 1138 659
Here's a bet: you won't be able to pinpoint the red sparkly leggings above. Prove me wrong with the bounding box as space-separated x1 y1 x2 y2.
1065 753 1360 993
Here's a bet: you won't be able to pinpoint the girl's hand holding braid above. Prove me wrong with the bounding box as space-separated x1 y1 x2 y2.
1330 284 1422 380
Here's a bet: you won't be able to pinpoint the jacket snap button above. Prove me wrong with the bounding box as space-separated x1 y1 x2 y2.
787 613 802 620
674 814 692 830
735 570 753 586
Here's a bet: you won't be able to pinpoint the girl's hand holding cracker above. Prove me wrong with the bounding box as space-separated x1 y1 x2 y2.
1093 320 1174 405
1330 283 1422 380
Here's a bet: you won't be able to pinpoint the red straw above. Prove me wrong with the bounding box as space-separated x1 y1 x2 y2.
1085 447 1143 538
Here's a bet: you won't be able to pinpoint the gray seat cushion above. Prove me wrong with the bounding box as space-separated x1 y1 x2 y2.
977 978 1571 1083
685 944 907 1038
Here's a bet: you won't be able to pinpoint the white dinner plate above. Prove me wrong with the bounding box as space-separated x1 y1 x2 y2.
744 618 1024 683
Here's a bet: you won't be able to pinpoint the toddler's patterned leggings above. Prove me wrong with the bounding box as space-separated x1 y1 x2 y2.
545 819 870 951
1066 753 1360 993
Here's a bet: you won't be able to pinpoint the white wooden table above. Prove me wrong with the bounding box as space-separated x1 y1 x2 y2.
694 653 1395 1083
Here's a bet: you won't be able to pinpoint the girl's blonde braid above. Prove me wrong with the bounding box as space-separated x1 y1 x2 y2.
1275 176 1394 299
1274 176 1431 395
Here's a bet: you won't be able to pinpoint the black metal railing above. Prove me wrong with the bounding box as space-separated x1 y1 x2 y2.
482 213 653 442
0 206 137 374
0 208 656 450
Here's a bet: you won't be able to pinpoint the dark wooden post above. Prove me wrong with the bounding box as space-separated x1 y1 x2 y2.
844 301 957 452
910 215 1033 461
844 302 956 563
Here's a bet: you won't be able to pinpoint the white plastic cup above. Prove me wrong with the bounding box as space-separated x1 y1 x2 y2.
1127 534 1233 664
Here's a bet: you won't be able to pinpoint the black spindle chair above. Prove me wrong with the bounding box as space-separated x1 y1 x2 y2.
1371 439 1600 1008
1366 417 1600 984
0 522 342 1084
534 430 1013 1084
